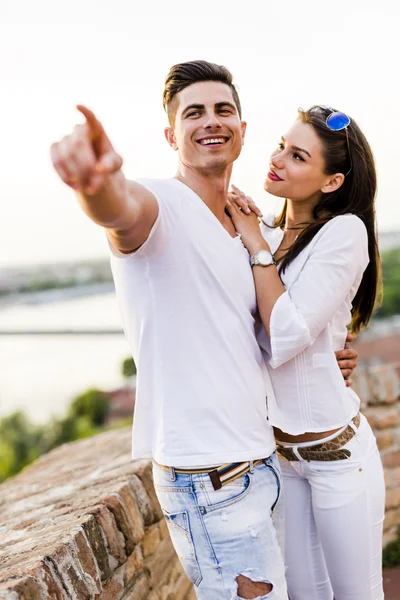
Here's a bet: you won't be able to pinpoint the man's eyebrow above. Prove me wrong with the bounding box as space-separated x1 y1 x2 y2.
282 136 311 158
215 101 237 112
182 103 205 115
182 102 237 115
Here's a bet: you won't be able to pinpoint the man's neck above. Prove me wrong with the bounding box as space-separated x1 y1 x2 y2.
175 164 233 224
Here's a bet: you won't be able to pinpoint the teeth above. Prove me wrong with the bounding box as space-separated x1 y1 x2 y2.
201 138 226 145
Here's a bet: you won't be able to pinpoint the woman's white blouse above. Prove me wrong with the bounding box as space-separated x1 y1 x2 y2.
257 213 369 435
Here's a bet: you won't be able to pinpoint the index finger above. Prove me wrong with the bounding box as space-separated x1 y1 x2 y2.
76 105 104 141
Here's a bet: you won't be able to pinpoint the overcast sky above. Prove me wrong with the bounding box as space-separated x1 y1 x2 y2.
1 0 399 267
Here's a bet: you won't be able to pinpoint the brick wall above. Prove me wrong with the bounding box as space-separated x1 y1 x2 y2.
1 362 400 599
352 362 400 546
0 429 195 600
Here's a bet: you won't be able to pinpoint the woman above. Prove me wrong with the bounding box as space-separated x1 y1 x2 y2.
226 105 385 600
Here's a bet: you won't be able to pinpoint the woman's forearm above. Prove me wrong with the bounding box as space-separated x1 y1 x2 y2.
246 239 286 335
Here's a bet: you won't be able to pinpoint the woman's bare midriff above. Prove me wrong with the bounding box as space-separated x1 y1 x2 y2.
273 426 342 444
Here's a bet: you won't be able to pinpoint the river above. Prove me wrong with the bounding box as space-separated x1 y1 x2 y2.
0 284 130 423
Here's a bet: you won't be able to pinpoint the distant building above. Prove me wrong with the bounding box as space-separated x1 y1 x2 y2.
107 385 135 423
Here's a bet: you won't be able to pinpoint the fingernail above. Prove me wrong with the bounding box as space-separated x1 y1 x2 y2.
246 208 251 214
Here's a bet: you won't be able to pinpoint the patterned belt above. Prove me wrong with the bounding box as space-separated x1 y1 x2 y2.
276 413 361 462
155 459 265 490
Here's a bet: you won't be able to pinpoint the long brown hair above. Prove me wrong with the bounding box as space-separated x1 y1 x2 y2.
272 105 381 334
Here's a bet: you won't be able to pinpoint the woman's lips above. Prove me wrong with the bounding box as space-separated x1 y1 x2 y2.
268 170 283 182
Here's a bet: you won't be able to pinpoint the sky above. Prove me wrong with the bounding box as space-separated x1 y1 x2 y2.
1 0 399 268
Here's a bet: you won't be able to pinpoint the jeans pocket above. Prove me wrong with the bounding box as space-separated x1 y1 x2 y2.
162 509 202 586
199 473 252 511
263 455 281 513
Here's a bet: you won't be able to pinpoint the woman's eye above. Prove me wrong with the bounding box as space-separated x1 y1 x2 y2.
278 142 284 150
293 153 304 161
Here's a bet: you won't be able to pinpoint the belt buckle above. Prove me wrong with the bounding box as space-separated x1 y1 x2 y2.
209 469 222 490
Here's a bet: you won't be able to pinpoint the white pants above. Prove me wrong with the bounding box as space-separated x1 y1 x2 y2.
276 414 385 600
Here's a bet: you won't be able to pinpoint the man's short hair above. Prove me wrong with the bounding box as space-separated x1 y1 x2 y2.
163 60 242 125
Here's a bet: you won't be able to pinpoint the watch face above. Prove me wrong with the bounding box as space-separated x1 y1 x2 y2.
257 250 273 265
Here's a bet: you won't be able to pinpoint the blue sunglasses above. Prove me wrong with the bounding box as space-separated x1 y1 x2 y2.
325 111 352 176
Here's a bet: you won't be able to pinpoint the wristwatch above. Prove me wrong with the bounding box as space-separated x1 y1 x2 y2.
250 249 276 267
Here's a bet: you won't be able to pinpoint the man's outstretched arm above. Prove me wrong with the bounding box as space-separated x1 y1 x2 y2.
50 105 158 253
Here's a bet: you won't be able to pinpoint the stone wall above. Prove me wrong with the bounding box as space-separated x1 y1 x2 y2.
1 362 400 599
352 362 400 546
0 428 194 600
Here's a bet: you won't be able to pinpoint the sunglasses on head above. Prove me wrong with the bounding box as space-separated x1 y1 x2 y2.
325 111 352 177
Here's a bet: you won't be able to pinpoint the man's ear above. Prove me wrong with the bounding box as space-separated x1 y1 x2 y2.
164 127 178 151
240 121 247 145
321 172 345 194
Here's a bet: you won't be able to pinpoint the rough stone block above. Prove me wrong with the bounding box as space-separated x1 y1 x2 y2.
101 570 124 600
145 539 178 589
81 514 112 580
386 488 400 511
121 572 150 600
375 431 395 450
351 369 371 407
101 487 144 555
383 528 399 548
123 544 144 587
368 364 400 405
90 504 126 567
27 559 66 599
143 523 162 557
46 542 90 598
72 528 102 595
387 466 400 489
128 474 155 526
384 507 400 531
173 572 193 600
383 450 400 469
132 463 164 522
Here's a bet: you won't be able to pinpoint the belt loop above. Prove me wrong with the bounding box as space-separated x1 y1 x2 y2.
348 421 358 435
169 467 176 481
293 447 303 461
249 460 254 474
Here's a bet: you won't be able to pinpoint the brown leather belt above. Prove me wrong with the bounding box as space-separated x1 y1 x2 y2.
155 459 265 490
276 413 361 462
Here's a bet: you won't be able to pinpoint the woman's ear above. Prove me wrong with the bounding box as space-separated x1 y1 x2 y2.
321 172 345 194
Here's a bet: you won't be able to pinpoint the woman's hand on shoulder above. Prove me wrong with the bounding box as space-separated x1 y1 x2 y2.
228 185 262 217
227 185 268 254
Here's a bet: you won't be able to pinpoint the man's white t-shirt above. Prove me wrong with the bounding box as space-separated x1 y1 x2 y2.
109 178 276 467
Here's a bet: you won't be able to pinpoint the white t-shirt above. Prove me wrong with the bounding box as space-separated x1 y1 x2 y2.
109 178 276 467
257 213 369 435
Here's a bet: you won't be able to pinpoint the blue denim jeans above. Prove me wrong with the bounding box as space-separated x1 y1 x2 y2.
153 453 288 599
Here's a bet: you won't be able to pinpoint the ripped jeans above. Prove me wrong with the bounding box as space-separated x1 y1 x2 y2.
152 454 288 600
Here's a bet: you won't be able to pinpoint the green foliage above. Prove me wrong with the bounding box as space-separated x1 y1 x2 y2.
0 440 16 481
68 388 110 426
38 415 96 454
383 527 400 567
0 412 43 481
122 356 137 378
375 247 400 318
0 387 114 483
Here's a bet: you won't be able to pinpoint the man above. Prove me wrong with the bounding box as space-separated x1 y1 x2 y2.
51 61 357 599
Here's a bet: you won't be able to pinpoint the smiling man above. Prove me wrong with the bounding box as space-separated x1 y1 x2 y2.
50 61 355 599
